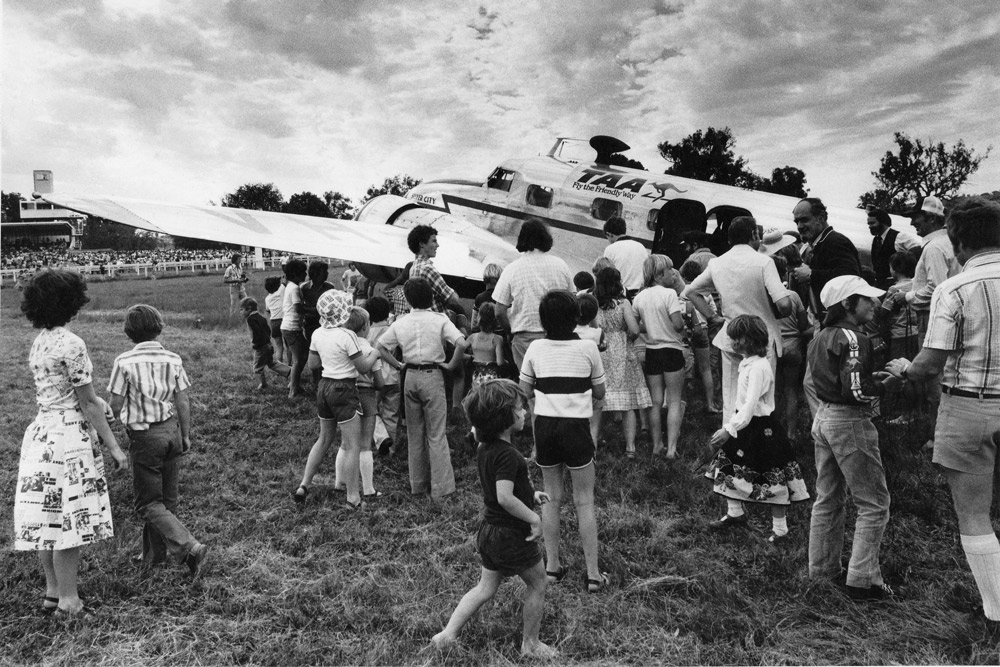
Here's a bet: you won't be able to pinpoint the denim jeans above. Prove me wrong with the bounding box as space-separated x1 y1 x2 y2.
808 402 890 588
129 417 196 564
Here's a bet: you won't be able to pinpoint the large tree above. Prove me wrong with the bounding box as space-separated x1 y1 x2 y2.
284 191 333 218
657 127 807 195
359 174 422 206
221 182 285 212
2 191 22 222
324 191 354 219
859 132 992 212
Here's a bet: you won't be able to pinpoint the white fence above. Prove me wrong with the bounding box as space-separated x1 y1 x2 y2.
0 256 306 286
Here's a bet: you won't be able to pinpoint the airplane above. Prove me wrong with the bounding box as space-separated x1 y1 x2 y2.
38 135 901 300
403 135 905 273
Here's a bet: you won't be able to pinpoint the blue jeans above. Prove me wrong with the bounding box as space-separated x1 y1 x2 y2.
129 417 196 564
808 402 890 588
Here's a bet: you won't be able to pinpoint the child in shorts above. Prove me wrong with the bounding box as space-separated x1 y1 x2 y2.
240 297 291 390
519 290 608 593
108 304 209 576
430 379 556 659
263 276 286 364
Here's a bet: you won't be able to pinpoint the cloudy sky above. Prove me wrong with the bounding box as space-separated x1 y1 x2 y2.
3 0 998 212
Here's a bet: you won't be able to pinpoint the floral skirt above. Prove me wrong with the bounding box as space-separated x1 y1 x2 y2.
14 409 115 550
471 362 501 388
704 415 810 506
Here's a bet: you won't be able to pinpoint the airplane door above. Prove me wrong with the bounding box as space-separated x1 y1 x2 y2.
652 199 707 267
482 167 519 237
705 205 752 256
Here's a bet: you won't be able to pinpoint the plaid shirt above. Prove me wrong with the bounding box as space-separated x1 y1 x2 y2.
108 341 191 430
924 251 1000 394
491 251 573 333
410 256 455 314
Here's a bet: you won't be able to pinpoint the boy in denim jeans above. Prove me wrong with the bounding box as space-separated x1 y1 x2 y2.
806 276 901 601
108 305 209 577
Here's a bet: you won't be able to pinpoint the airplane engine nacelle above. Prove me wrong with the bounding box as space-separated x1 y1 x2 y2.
353 195 519 300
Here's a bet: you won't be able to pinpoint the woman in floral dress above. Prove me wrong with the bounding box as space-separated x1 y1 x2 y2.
593 268 651 458
14 269 127 616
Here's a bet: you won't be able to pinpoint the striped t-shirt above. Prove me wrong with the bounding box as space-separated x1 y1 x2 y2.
108 341 191 430
520 337 605 419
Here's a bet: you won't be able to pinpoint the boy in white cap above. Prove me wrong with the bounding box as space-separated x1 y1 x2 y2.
806 275 903 601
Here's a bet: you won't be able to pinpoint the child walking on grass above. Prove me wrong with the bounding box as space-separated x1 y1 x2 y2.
108 304 210 576
430 379 556 659
519 290 609 593
240 297 291 391
704 315 810 543
292 291 380 509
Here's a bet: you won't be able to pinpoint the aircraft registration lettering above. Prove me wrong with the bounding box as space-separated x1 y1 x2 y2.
412 194 437 205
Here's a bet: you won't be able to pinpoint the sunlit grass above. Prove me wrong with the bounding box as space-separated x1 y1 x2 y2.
1 274 998 665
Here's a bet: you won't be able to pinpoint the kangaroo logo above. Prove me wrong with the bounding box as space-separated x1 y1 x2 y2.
643 181 688 203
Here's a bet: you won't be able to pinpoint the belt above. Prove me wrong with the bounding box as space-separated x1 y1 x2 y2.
941 385 1000 400
408 363 441 371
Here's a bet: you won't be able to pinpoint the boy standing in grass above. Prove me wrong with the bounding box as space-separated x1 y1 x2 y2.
431 379 556 659
108 304 210 577
240 297 291 390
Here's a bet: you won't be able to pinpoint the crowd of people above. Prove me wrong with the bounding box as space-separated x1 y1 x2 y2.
0 246 253 272
13 195 1000 656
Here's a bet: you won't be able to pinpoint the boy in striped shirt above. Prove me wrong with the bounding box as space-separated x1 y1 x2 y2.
519 290 609 593
108 305 209 578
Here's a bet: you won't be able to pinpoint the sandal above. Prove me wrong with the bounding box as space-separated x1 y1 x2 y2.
584 572 610 594
291 485 309 504
545 565 569 584
345 499 366 510
41 596 59 615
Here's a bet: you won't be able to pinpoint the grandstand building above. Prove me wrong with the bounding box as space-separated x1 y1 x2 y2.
1 171 84 249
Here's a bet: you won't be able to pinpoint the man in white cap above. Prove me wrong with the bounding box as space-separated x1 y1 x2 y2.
886 197 1000 629
884 195 960 445
807 275 902 602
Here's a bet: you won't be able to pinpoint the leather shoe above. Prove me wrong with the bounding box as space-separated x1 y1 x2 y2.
184 543 211 579
708 513 748 530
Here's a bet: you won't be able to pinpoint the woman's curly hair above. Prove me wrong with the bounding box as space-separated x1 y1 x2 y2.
21 268 90 329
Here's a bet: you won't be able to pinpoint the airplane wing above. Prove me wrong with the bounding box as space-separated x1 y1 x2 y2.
40 194 519 282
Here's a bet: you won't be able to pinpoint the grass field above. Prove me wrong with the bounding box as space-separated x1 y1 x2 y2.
1 272 998 665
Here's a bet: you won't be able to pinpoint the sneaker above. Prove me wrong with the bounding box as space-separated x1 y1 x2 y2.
846 582 894 601
184 543 211 579
708 513 748 530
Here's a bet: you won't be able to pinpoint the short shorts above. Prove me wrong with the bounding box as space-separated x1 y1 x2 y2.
643 347 685 374
317 377 361 423
357 385 377 418
933 393 1000 475
477 521 542 576
533 416 594 469
252 344 275 373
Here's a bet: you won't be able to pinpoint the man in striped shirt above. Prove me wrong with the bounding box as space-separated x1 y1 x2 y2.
887 197 1000 628
108 304 209 577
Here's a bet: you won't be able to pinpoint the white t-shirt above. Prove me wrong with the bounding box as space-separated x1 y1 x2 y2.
632 285 684 350
310 327 363 379
280 282 302 331
603 238 648 292
265 285 285 320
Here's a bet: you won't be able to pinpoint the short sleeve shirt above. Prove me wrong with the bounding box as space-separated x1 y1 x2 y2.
520 337 605 418
310 327 363 379
478 440 535 533
632 285 684 350
409 257 456 314
108 341 192 429
280 282 302 331
378 309 463 364
30 327 93 413
492 251 573 333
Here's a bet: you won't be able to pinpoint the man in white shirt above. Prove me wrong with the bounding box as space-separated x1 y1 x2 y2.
683 217 793 423
602 216 648 300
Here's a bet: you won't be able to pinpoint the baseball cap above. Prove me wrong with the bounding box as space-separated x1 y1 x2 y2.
317 290 353 328
902 195 945 218
758 228 796 256
820 275 885 308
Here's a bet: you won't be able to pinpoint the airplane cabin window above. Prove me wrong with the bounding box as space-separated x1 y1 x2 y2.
646 208 660 231
525 184 553 209
590 198 622 221
487 167 514 192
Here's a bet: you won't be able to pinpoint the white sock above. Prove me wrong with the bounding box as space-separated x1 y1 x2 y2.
360 450 375 495
727 500 744 518
334 447 346 489
961 533 1000 621
772 516 788 536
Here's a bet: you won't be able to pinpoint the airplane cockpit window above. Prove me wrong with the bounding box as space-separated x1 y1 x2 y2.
525 185 553 209
646 208 660 231
590 198 622 221
486 167 515 192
